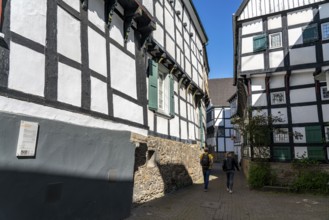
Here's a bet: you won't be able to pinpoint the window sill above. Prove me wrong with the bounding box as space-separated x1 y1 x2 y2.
155 110 174 119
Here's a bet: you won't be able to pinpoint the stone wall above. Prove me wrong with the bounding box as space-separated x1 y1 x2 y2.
132 136 204 204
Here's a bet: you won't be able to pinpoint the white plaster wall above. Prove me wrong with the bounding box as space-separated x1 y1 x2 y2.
290 71 314 86
189 123 195 140
291 106 318 123
180 120 188 140
322 104 329 122
288 27 303 46
174 95 179 114
180 86 186 100
155 2 164 25
57 7 81 63
295 147 308 158
218 138 225 151
176 30 183 49
272 108 287 124
9 42 45 97
113 95 143 124
63 0 80 12
0 97 148 136
90 77 108 115
251 77 266 91
270 74 285 88
183 9 190 31
166 34 175 59
184 41 191 61
11 0 47 45
290 88 316 104
241 54 264 71
269 50 284 68
88 27 107 77
225 139 234 152
287 8 313 26
176 48 182 67
293 127 306 143
170 116 180 138
290 47 316 66
225 119 232 128
109 14 124 47
252 93 267 106
148 109 154 131
143 0 154 15
319 3 329 19
268 15 282 30
153 25 164 46
180 99 187 118
88 0 105 32
58 62 81 107
185 59 192 78
323 43 329 61
165 8 175 39
241 19 263 36
110 44 137 99
241 36 254 54
126 29 135 55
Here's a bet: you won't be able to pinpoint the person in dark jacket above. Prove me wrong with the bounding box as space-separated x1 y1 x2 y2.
222 152 239 193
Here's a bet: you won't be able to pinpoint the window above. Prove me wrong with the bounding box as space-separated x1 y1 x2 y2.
271 92 285 105
302 24 318 43
273 147 291 161
322 22 329 40
321 86 329 100
253 34 267 52
269 32 282 49
148 59 175 117
273 128 289 143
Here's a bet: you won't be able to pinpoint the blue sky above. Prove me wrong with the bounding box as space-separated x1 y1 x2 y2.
193 0 243 79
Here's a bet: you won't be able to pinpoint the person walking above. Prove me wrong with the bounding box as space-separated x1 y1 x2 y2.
222 152 239 194
200 147 213 192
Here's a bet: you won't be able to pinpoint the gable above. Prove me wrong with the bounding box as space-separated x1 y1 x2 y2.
237 0 326 21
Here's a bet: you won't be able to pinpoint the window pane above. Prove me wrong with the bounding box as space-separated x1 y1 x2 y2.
270 33 282 48
322 23 329 40
303 24 318 43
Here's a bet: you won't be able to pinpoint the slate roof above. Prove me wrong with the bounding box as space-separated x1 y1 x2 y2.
208 78 236 107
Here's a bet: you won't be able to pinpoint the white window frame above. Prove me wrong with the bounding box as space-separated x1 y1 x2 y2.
321 22 329 40
274 128 289 143
157 65 170 115
269 32 282 49
271 91 285 105
321 86 329 100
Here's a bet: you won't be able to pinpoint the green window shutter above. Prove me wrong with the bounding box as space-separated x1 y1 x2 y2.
308 147 325 160
273 147 291 161
305 126 322 143
148 59 158 111
253 34 267 52
303 24 318 43
169 75 175 117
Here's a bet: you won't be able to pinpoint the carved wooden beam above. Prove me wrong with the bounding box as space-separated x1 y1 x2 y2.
105 0 118 27
124 7 142 42
80 0 88 10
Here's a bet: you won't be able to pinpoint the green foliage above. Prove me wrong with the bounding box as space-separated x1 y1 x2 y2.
292 157 320 170
291 171 329 195
248 162 276 189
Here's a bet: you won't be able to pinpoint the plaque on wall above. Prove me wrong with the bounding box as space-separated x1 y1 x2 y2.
16 121 39 157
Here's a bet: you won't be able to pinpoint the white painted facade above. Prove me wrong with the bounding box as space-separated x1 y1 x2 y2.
235 0 329 161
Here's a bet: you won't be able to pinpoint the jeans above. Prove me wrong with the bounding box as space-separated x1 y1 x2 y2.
202 169 211 189
226 171 235 190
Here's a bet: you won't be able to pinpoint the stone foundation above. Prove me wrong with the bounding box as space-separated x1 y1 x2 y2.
132 136 203 204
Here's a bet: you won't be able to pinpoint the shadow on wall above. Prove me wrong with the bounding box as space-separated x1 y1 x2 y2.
0 169 133 220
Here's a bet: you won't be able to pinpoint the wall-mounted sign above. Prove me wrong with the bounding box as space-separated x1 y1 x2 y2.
16 121 39 157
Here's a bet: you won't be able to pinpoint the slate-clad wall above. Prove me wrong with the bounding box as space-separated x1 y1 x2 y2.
0 112 135 220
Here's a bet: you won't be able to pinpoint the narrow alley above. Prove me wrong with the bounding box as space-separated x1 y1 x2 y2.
127 163 329 220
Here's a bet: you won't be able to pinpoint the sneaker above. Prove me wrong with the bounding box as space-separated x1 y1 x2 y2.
226 188 229 192
229 190 233 194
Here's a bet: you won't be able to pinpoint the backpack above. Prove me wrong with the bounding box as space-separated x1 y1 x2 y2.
201 153 210 168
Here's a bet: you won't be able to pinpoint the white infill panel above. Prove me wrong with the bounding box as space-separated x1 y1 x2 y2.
166 34 175 59
251 76 266 92
109 14 124 47
157 116 168 135
287 8 314 26
180 99 187 118
57 7 81 63
126 29 135 55
110 44 137 99
113 95 143 124
88 27 107 77
252 93 267 107
241 54 264 71
11 0 47 45
290 88 316 104
165 8 175 39
323 43 329 61
290 47 316 66
271 108 287 125
180 120 188 140
155 1 164 24
268 15 282 30
58 62 81 107
153 25 164 46
322 104 329 122
290 71 314 86
241 36 254 54
293 127 306 143
63 0 80 12
88 0 105 32
291 106 319 123
189 122 195 140
295 147 308 158
9 42 45 97
170 116 180 138
269 51 284 68
270 74 285 89
319 3 329 20
288 27 303 46
90 76 108 115
142 0 154 15
148 109 154 131
241 19 263 36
